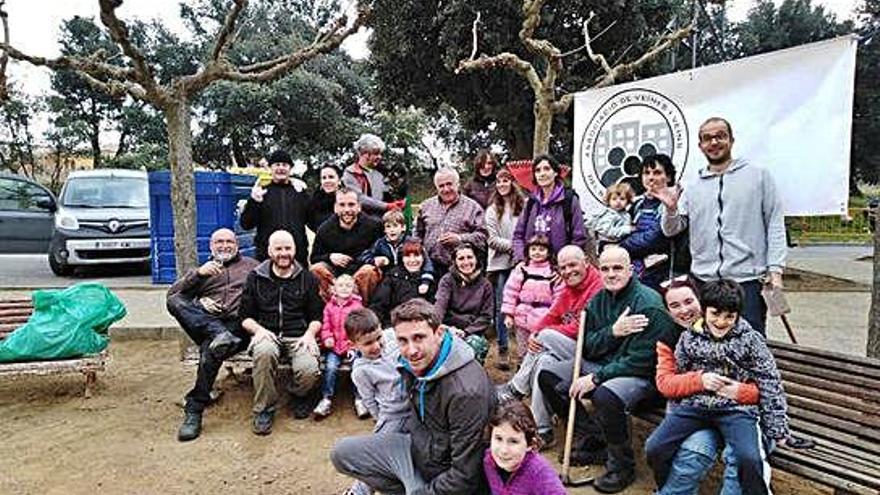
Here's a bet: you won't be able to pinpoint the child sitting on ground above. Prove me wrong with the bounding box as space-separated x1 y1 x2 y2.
483 401 566 495
314 274 365 419
645 279 790 495
500 234 561 360
588 183 635 245
343 307 411 495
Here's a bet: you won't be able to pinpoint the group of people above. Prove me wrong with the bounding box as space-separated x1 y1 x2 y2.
166 117 792 495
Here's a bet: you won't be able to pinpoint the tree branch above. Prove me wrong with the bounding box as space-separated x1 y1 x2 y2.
519 0 559 59
212 0 247 62
583 12 614 77
455 52 543 95
594 24 693 88
466 11 481 61
98 0 164 103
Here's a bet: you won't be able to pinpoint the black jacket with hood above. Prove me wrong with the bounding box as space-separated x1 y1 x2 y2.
240 181 310 265
398 332 494 495
238 260 324 337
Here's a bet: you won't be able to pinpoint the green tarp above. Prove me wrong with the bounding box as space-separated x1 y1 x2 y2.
0 283 126 363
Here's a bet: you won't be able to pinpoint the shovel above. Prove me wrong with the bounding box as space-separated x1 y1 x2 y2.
559 309 595 487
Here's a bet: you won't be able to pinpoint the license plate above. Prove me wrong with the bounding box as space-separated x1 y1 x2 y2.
95 240 129 249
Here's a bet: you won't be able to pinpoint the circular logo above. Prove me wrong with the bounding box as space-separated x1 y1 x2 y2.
578 88 689 202
107 219 121 233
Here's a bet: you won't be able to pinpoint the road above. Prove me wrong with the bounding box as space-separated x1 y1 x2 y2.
0 254 155 289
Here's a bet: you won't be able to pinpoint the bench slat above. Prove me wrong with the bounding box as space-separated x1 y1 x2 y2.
776 359 880 393
770 456 880 495
787 396 880 431
783 380 880 416
774 448 880 492
788 419 880 457
779 368 880 403
770 341 880 370
772 348 880 381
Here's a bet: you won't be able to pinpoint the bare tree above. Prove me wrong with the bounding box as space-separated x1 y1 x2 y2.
0 0 370 275
456 1 692 157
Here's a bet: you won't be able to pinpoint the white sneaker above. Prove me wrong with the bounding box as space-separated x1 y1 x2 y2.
313 397 332 418
354 399 370 419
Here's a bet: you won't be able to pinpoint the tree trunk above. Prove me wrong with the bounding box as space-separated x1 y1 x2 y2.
163 97 199 277
868 221 880 358
532 98 552 157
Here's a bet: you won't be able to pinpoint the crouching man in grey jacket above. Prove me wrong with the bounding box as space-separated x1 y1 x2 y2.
331 298 494 495
658 117 786 335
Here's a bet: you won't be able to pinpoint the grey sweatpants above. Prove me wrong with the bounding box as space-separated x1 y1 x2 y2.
330 432 427 495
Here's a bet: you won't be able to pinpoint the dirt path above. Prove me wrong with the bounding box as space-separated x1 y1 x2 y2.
0 340 831 495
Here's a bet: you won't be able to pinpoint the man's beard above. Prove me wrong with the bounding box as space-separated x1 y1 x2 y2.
707 151 731 165
273 255 293 267
214 251 234 263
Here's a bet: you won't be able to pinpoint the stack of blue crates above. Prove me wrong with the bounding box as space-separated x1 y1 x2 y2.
149 171 256 284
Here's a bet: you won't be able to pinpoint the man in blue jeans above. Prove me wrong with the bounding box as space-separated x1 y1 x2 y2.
166 228 258 441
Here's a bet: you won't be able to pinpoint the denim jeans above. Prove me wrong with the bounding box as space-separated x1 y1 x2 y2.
646 406 772 495
662 429 744 495
489 269 511 352
321 351 344 398
167 294 248 413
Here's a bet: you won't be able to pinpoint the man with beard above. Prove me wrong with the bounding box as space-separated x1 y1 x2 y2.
658 117 786 334
168 228 259 441
239 230 324 434
537 246 676 493
241 149 311 265
416 168 487 276
310 187 385 301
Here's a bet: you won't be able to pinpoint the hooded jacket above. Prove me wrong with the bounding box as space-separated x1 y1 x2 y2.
434 268 495 336
351 335 411 432
500 261 562 333
398 332 494 495
580 277 678 385
166 253 259 321
621 195 691 289
512 182 588 263
661 159 786 283
240 181 310 264
342 164 389 216
238 260 324 337
483 449 567 495
358 235 436 281
320 294 363 355
369 265 437 327
673 317 790 440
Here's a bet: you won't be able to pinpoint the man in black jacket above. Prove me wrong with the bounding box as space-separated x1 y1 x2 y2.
331 298 493 495
240 149 310 265
310 187 384 301
239 230 324 435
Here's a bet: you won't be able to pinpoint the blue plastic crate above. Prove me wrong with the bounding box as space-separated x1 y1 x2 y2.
149 171 256 284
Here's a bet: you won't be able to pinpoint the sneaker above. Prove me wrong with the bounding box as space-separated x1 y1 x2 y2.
538 430 557 451
343 480 373 495
207 331 242 357
495 383 524 403
494 349 511 371
313 397 332 419
252 410 274 436
291 389 319 420
177 411 202 442
354 399 370 419
593 467 635 493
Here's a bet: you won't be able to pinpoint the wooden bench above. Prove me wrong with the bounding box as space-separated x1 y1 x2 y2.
637 340 880 495
0 298 108 398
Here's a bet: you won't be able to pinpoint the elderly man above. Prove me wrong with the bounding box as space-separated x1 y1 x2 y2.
310 187 385 301
241 149 311 265
416 167 487 276
496 245 603 448
331 298 493 495
537 246 677 493
239 230 324 435
167 228 259 441
658 117 786 334
343 133 401 217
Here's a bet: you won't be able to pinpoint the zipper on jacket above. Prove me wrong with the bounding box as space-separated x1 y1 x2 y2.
715 175 725 279
277 285 284 336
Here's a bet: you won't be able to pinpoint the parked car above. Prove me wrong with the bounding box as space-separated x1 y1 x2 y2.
48 169 150 276
0 173 57 253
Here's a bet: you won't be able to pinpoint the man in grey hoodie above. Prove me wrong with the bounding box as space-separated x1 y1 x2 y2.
658 117 786 334
331 298 494 495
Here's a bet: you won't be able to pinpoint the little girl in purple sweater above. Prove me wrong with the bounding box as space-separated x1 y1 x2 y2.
483 401 566 495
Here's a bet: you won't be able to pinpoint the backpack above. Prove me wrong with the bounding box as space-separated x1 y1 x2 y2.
523 188 578 240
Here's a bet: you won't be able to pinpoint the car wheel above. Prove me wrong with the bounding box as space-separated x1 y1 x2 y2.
48 253 73 276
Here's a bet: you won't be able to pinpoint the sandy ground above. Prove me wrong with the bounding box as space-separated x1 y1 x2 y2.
0 340 832 495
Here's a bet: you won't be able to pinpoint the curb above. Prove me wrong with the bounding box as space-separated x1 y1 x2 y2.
0 285 170 292
109 325 182 341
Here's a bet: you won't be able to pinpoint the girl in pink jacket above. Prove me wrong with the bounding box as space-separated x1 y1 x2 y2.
314 274 363 418
501 235 562 359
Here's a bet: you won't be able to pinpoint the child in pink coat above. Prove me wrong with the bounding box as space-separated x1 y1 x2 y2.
314 274 363 418
501 235 561 359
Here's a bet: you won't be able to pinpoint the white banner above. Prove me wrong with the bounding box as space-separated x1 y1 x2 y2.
573 36 858 217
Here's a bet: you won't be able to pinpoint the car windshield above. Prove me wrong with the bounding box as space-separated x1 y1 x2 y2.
62 176 149 208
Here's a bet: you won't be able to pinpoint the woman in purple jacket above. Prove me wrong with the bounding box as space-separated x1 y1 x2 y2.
484 400 566 495
512 154 589 263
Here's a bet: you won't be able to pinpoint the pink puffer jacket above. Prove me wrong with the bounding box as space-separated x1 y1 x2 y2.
320 294 363 355
500 261 562 333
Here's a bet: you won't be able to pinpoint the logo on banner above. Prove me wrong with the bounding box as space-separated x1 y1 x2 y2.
578 88 688 202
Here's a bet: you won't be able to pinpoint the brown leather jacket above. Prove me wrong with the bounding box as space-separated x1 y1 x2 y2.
166 253 259 319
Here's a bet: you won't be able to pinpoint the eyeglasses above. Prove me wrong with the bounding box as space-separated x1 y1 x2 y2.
660 274 690 289
699 132 730 144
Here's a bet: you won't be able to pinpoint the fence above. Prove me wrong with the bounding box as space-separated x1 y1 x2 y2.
787 206 876 244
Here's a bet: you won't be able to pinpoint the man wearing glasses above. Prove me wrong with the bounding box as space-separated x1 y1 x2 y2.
657 117 786 335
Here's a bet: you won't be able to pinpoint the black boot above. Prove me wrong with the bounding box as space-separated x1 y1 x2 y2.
177 411 202 441
208 331 242 358
594 443 636 493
